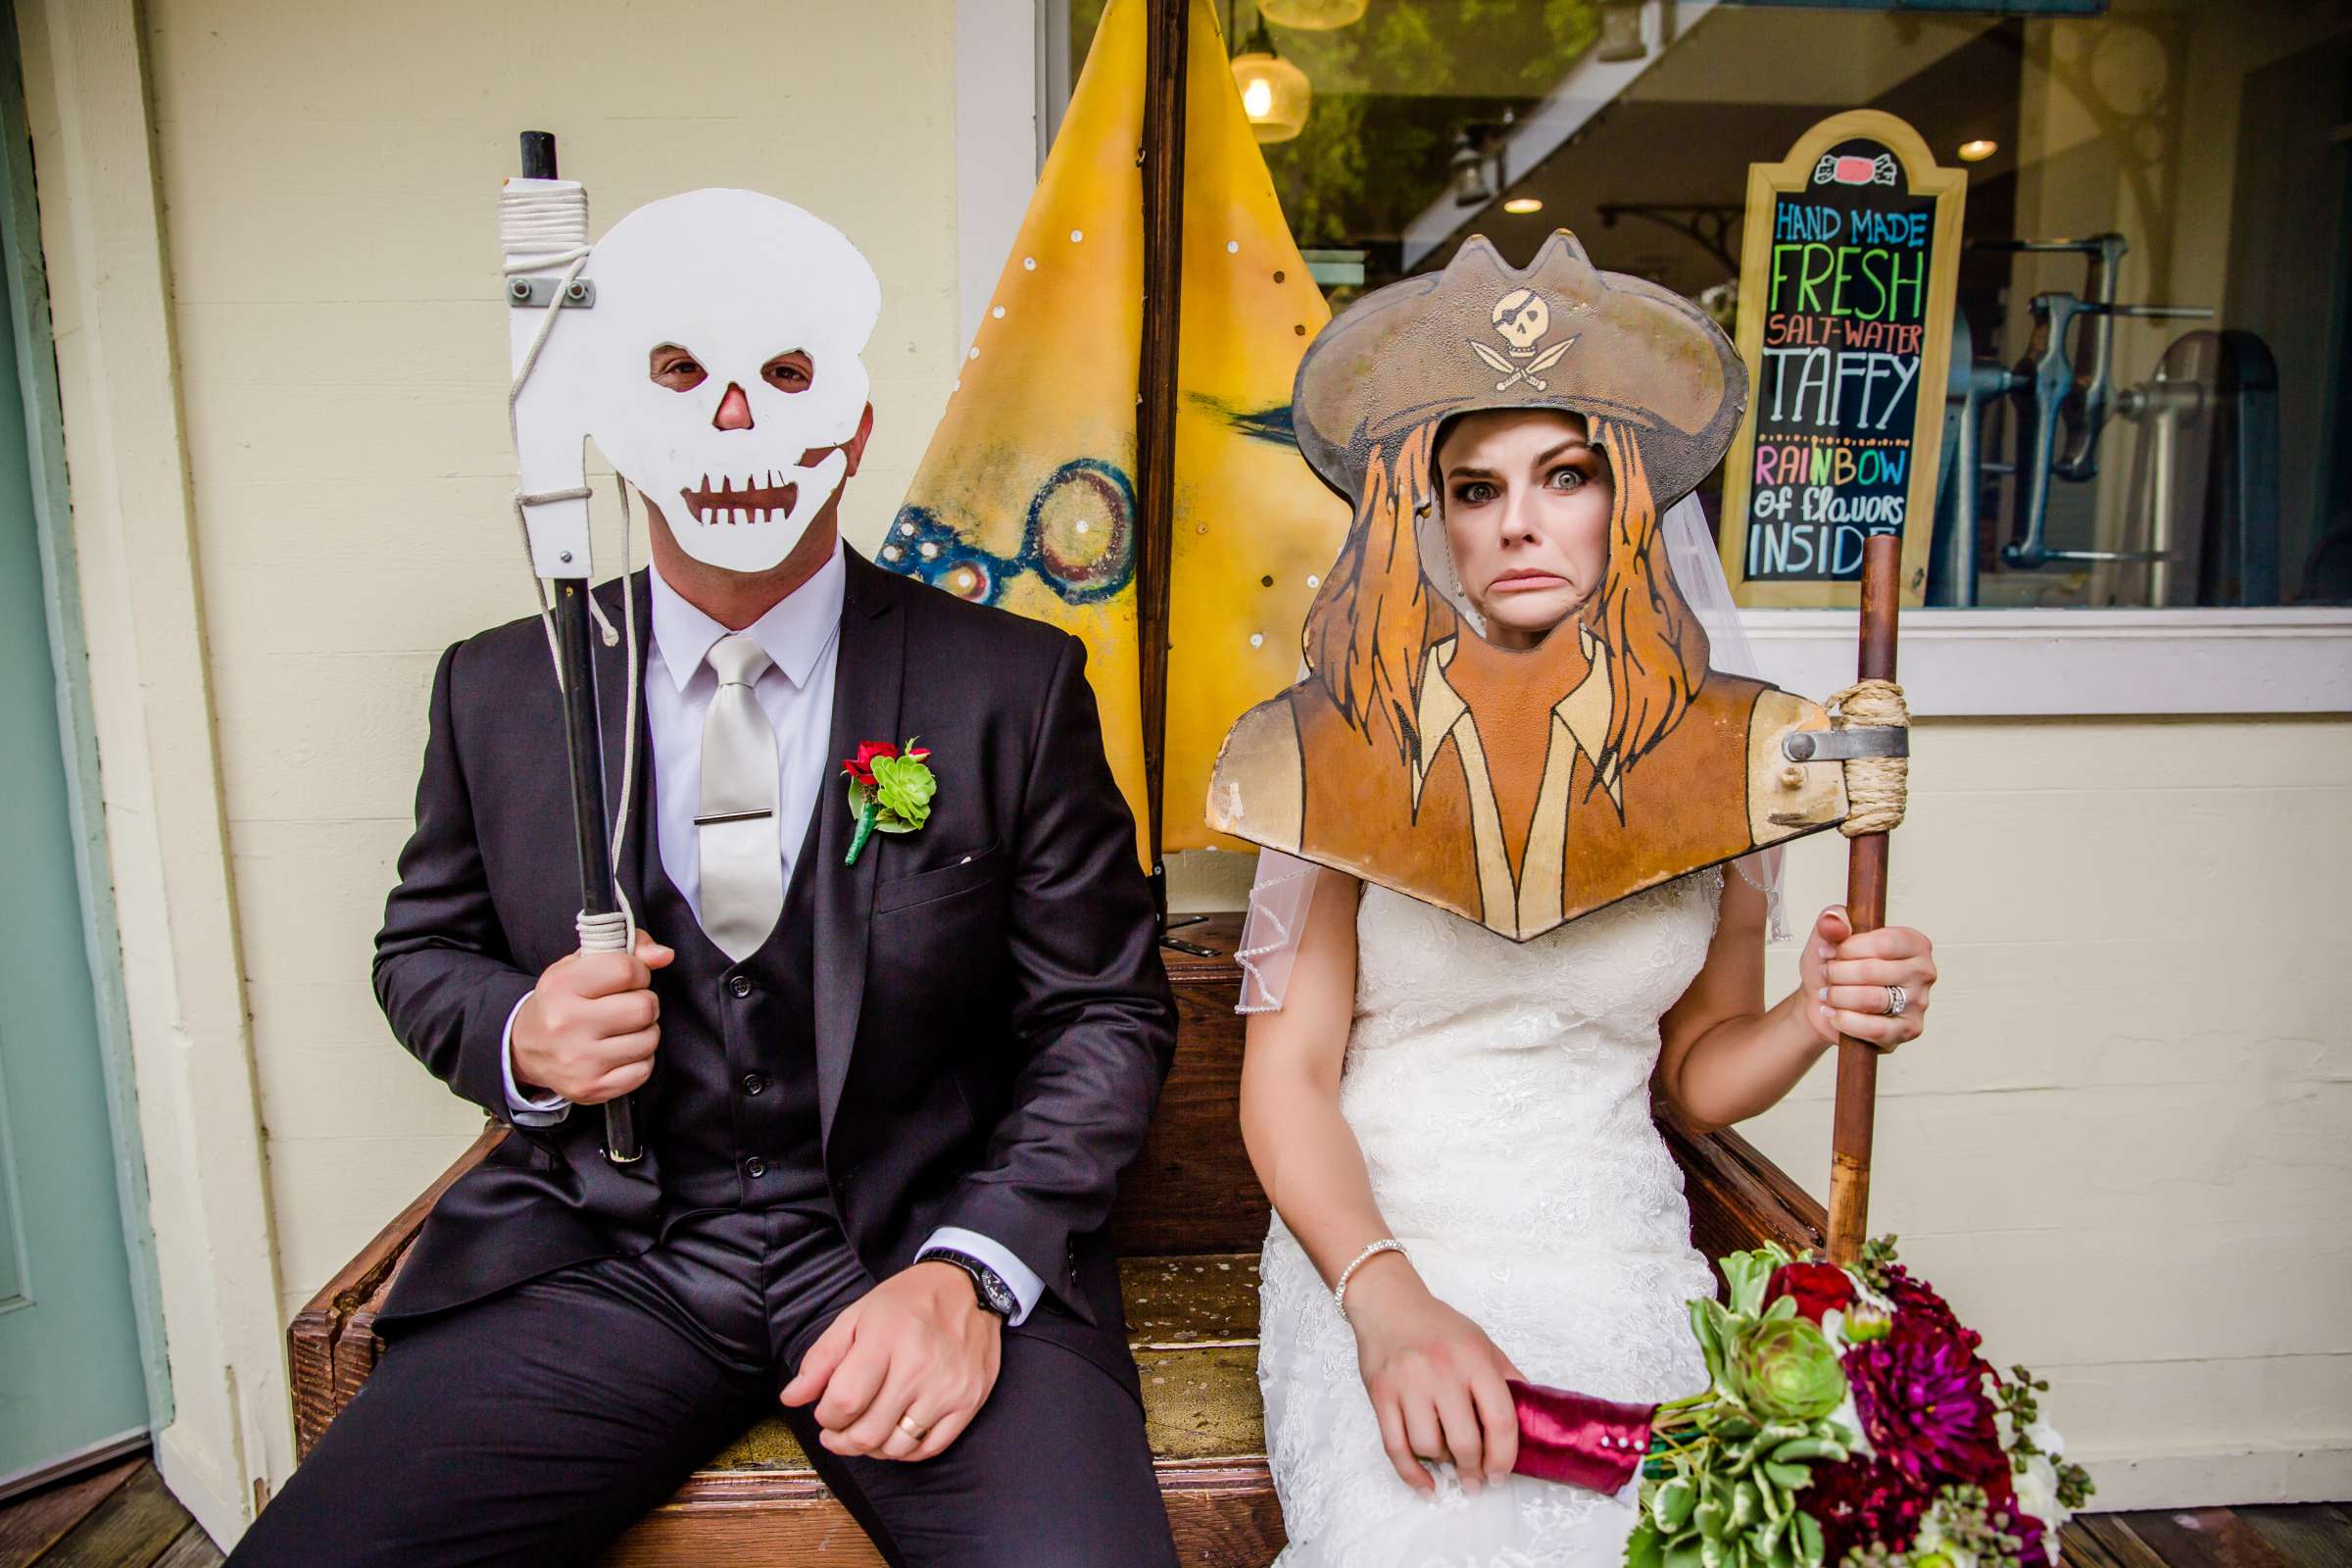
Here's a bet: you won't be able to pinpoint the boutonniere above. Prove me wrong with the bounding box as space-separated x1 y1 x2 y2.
842 739 936 866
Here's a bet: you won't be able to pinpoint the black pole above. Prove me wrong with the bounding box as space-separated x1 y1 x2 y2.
1135 0 1186 931
521 129 640 1164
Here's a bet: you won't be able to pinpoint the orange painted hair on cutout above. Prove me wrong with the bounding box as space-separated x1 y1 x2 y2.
1584 418 1712 799
1301 422 1458 772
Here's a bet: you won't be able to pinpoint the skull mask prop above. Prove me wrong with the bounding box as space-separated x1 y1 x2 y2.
537 189 882 574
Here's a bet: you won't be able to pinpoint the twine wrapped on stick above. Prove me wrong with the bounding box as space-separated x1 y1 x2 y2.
1831 678 1908 837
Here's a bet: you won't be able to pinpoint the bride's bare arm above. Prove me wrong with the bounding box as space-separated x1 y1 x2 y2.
1240 867 1522 1495
1654 867 1937 1132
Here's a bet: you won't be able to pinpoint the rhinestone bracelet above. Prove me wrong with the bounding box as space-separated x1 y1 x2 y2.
1334 1239 1408 1322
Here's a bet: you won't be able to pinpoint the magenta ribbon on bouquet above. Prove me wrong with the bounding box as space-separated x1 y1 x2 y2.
1506 1380 1656 1494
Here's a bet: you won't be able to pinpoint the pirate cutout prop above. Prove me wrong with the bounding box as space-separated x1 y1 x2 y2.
501 137 881 1162
1208 230 1860 944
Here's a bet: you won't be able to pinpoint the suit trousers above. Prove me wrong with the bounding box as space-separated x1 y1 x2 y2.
229 1205 1177 1568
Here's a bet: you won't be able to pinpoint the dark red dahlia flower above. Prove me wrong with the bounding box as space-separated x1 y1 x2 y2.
1766 1260 1856 1324
1843 1319 2005 1485
1880 1264 1983 1356
1984 1468 2053 1568
1808 1455 1932 1565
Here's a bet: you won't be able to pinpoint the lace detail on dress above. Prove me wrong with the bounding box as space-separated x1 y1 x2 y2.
1261 868 1725 1568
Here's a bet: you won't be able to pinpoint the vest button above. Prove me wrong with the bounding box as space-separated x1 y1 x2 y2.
745 1156 767 1179
729 974 753 999
742 1073 767 1096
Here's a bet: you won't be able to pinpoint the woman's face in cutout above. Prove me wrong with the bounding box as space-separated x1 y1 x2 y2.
1436 409 1613 650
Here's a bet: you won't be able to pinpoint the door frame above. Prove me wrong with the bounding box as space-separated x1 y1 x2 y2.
0 0 168 1443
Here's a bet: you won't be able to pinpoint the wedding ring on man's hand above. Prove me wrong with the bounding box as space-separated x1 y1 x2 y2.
898 1415 928 1441
1883 984 1908 1018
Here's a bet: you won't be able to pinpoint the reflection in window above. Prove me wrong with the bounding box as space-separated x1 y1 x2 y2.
1055 0 2352 609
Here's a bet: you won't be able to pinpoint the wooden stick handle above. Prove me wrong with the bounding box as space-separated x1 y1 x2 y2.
1134 0 1186 915
1827 534 1902 1264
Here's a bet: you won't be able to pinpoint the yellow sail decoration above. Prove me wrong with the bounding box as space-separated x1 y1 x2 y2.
880 0 1348 863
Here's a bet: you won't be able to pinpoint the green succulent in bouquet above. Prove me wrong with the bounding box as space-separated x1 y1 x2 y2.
1625 1246 1859 1568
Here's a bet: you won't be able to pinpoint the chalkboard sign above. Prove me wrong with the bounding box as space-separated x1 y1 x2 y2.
1718 111 1965 608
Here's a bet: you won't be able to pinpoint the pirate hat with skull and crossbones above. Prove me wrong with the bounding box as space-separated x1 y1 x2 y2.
1290 229 1747 513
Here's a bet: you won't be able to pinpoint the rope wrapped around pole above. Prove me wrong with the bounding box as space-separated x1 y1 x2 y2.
1832 677 1909 837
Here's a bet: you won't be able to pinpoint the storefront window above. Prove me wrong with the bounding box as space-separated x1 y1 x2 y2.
1056 0 2352 610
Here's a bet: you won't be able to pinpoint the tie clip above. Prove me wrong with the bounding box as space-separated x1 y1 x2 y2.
694 808 775 826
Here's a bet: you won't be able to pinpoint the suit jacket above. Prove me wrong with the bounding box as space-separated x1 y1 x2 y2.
371 550 1177 1385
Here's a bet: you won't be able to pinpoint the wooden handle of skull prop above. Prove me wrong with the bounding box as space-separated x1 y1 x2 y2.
508 129 642 1166
1825 533 1902 1264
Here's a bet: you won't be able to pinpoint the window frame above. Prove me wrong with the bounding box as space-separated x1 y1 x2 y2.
975 1 2352 720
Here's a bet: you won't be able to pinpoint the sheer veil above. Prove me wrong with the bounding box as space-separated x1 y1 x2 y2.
1234 491 1787 1014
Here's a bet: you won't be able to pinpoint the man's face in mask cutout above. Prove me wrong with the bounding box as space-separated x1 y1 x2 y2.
542 188 883 575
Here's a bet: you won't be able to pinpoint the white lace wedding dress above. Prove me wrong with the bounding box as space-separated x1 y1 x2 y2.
1258 869 1725 1568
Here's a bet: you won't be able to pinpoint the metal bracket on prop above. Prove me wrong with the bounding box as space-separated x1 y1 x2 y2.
1784 728 1908 763
507 276 597 309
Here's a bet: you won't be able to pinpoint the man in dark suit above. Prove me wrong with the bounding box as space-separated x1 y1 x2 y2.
232 192 1180 1566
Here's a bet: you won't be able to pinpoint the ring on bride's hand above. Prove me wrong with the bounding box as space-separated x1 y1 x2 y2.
898 1415 928 1441
1883 984 1908 1018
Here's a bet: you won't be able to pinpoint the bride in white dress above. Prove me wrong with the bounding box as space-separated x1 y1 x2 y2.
1234 402 1941 1568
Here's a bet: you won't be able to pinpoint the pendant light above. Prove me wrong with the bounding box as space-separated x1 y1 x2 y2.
1231 15 1310 144
1594 1 1647 63
1258 0 1366 26
1450 125 1498 208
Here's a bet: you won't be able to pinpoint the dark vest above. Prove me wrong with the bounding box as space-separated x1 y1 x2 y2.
639 774 830 1216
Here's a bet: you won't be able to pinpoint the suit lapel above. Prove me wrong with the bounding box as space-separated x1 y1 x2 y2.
591 571 655 928
814 550 904 1146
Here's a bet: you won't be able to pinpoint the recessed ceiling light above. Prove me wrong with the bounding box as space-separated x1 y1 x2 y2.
1503 196 1544 215
1958 139 1997 163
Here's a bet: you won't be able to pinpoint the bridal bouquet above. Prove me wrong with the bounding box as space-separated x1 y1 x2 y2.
1511 1239 2092 1568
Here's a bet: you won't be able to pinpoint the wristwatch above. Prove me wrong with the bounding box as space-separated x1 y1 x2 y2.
918 1247 1016 1319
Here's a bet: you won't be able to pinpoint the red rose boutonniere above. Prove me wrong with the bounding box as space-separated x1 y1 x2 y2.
842 739 935 866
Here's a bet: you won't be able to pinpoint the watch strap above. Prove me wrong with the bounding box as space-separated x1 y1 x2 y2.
918 1247 1014 1318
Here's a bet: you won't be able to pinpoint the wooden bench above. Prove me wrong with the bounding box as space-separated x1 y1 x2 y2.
287 914 1824 1565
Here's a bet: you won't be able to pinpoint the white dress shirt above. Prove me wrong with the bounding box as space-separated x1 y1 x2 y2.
501 543 1042 1322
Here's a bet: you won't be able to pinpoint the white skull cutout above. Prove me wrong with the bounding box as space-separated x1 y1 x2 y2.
530 189 882 574
1492 288 1550 353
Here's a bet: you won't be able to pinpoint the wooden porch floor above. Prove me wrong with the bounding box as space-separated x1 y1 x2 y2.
0 1452 2342 1567
0 1459 220 1568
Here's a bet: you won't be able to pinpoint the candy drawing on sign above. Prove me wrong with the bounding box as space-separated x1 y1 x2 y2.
1720 111 1967 608
1812 150 1899 186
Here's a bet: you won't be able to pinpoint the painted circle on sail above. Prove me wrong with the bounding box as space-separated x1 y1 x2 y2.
1028 460 1135 602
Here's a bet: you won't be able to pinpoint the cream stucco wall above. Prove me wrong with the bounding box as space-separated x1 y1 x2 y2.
1744 715 2352 1505
24 0 2351 1544
26 0 973 1540
133 0 966 1335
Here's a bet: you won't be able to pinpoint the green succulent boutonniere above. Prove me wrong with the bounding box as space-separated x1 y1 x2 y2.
842 739 936 866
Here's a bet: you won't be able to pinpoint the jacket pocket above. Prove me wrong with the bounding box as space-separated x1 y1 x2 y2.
873 839 1005 915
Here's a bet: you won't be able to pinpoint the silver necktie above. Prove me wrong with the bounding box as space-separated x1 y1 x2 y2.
697 633 783 961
